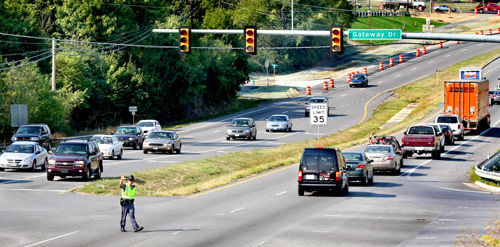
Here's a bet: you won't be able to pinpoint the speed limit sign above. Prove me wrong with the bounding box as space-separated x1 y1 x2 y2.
310 103 328 125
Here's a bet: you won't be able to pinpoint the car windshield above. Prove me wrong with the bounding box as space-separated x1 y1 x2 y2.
408 126 435 135
439 125 450 131
90 136 113 144
309 98 325 103
269 116 287 122
302 155 337 172
6 144 34 153
138 121 154 127
116 127 136 135
148 132 174 139
495 91 500 95
436 116 458 123
55 143 87 155
353 74 364 80
16 126 41 135
364 146 391 153
230 119 251 127
343 153 363 162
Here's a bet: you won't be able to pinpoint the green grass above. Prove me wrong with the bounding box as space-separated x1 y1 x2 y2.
350 16 448 44
80 49 500 197
468 167 500 188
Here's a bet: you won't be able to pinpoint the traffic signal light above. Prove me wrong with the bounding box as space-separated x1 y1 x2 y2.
179 26 191 53
330 25 343 54
244 26 257 55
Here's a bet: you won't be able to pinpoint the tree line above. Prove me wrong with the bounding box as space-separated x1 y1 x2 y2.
0 0 353 139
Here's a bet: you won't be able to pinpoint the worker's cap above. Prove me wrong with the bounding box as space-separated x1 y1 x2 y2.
128 175 135 181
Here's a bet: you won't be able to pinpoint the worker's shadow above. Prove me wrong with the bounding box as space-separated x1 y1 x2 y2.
141 228 200 233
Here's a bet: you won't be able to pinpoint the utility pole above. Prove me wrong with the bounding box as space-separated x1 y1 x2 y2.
51 37 56 92
190 0 193 27
291 0 294 30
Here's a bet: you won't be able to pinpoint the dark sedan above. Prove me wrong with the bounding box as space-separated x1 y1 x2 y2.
342 151 374 185
438 124 455 145
113 125 145 150
349 73 368 87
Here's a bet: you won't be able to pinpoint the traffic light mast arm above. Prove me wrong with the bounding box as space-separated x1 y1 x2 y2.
154 28 500 43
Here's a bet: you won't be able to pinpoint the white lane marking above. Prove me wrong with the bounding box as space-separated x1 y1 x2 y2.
212 129 221 133
25 231 79 247
395 74 401 77
275 191 287 196
0 174 45 184
477 44 483 47
324 215 342 217
378 81 383 84
197 132 298 154
360 88 366 91
172 231 182 235
230 207 244 214
282 111 288 114
252 241 268 247
415 236 437 240
341 94 348 97
427 60 434 64
438 219 457 222
89 215 110 218
411 68 417 71
9 189 64 192
312 230 330 233
434 186 491 194
445 54 450 57
461 49 467 52
402 118 500 177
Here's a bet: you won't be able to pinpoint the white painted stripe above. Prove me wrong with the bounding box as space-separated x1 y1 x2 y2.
172 231 182 235
212 129 221 133
438 219 457 222
252 241 268 247
378 81 383 84
415 236 437 240
341 94 348 97
10 189 64 192
445 54 450 57
324 214 342 217
0 174 45 184
461 49 467 52
312 230 330 233
411 68 417 71
275 191 287 196
395 74 401 77
360 88 366 91
434 186 491 194
25 231 79 247
427 60 434 64
230 207 244 214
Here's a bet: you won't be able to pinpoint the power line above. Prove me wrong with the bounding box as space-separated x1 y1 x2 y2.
0 50 51 67
100 2 168 9
59 33 153 56
0 49 51 57
0 54 52 72
0 40 51 45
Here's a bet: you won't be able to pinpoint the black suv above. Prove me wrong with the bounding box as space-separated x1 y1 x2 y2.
113 125 145 149
11 124 52 150
46 140 103 181
298 147 349 196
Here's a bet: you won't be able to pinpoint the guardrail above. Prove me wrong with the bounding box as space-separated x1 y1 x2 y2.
475 150 500 185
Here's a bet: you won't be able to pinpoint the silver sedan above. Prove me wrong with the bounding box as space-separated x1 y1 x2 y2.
266 114 292 132
143 131 182 154
0 141 48 171
363 144 402 175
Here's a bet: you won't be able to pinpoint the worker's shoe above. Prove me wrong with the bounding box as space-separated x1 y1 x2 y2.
121 227 126 232
134 226 144 232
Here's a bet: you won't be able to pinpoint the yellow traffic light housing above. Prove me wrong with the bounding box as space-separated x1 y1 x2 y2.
179 26 191 53
244 26 257 55
330 25 343 54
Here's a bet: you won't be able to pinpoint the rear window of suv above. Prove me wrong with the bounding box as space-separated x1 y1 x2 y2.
408 126 435 135
436 116 458 123
301 150 338 172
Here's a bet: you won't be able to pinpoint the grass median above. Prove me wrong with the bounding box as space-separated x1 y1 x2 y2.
80 49 500 197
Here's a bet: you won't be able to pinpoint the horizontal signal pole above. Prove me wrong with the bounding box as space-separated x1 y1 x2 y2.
153 29 500 43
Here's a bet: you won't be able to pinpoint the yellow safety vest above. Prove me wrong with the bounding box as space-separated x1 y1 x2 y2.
121 184 137 200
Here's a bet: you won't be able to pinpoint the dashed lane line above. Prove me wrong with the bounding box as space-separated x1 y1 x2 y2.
25 231 79 247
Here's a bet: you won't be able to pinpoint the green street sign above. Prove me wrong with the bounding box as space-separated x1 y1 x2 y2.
348 29 402 40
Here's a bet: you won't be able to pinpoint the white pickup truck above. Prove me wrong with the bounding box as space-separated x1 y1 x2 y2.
382 0 427 11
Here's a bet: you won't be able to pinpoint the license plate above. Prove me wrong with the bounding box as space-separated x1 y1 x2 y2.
153 147 158 150
61 169 68 173
415 147 425 151
273 127 278 130
305 174 316 180
235 134 240 137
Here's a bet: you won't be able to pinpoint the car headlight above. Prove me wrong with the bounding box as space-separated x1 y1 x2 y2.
75 161 85 167
11 137 17 141
128 137 134 141
30 137 40 141
48 159 56 165
227 129 232 134
243 130 249 133
23 157 32 162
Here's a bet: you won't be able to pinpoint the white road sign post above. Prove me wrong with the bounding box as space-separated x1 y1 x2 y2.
310 103 328 144
129 106 137 124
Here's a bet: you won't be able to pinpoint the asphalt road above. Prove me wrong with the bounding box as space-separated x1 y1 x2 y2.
0 39 499 246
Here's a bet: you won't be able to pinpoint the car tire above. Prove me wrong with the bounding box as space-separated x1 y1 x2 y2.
459 134 464 141
393 163 401 175
440 145 445 153
305 112 309 117
0 167 5 171
110 151 115 160
117 149 123 160
94 164 102 179
139 142 143 150
402 151 408 159
361 174 369 185
226 137 230 141
31 161 37 172
82 167 90 181
133 143 137 150
253 133 257 140
368 173 374 185
47 174 54 181
176 144 181 154
298 186 304 196
266 129 269 132
342 182 349 195
41 159 46 170
288 127 292 132
143 150 148 154
431 150 441 160
400 158 404 168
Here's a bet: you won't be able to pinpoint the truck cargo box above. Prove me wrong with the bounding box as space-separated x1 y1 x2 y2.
444 80 490 131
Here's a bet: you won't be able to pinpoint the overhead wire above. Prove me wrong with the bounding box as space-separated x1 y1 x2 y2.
0 54 52 72
0 48 51 57
0 50 51 67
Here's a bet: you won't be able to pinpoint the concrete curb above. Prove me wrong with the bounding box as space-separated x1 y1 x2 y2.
474 181 500 193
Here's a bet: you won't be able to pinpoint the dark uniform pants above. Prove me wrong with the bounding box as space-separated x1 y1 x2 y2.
121 203 139 229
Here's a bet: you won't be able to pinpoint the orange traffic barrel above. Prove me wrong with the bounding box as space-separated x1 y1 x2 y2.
399 54 404 63
480 30 484 35
422 46 427 55
379 62 384 71
439 41 443 49
416 49 420 57
323 81 328 91
329 78 335 88
456 40 460 45
363 67 368 75
306 86 311 95
389 58 394 67
347 73 352 83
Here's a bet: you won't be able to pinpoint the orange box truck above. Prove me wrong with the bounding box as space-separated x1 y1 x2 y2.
444 80 490 132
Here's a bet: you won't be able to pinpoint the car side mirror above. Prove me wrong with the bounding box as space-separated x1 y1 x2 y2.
91 151 97 155
145 136 148 139
403 131 407 135
36 151 41 154
252 124 256 127
48 151 53 155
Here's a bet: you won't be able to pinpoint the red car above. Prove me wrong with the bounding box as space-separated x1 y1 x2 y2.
477 3 500 13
